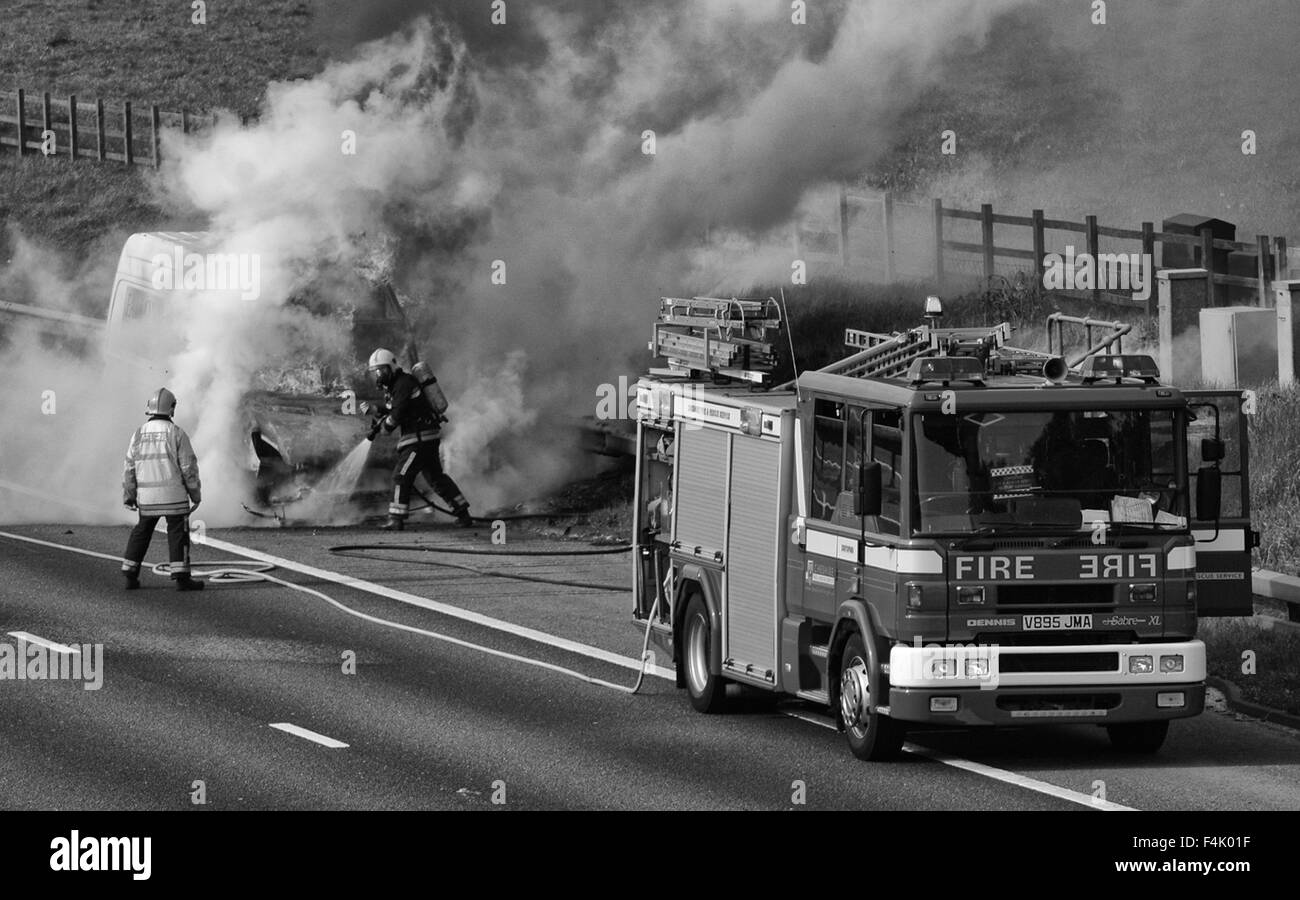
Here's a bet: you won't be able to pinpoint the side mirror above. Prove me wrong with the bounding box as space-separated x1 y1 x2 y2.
856 462 883 517
1201 438 1225 463
1196 465 1222 520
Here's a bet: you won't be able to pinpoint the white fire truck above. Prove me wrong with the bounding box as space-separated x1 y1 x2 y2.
632 296 1255 760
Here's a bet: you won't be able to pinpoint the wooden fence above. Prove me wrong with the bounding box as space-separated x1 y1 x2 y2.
0 89 216 167
797 189 1293 314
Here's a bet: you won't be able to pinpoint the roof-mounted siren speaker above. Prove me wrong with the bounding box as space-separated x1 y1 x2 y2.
1043 356 1068 384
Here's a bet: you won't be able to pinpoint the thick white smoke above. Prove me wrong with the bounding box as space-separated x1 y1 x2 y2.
2 0 1034 525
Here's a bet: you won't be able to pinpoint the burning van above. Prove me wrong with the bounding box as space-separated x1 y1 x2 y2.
104 231 412 513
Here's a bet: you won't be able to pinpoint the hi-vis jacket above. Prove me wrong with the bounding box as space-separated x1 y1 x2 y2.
379 370 441 448
123 417 202 516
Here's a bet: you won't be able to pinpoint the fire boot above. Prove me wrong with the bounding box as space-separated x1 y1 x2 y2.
453 505 474 528
123 571 140 590
175 575 205 592
381 514 406 531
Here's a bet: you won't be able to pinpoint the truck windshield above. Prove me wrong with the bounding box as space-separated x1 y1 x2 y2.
912 408 1186 536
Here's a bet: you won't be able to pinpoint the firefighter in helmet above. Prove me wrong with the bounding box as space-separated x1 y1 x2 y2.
121 388 205 591
362 348 473 530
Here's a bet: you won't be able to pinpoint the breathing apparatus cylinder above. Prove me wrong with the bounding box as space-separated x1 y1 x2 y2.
410 361 449 419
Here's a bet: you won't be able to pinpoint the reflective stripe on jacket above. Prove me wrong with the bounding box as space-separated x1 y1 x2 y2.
123 417 202 516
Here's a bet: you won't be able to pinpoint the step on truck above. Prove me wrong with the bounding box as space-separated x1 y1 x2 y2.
632 295 1256 759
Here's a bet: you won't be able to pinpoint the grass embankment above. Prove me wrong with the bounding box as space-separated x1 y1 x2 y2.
0 0 324 264
1200 618 1300 716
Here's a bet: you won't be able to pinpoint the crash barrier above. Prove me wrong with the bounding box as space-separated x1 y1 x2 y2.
0 88 216 166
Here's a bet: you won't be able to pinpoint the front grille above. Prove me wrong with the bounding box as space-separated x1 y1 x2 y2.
996 583 1115 608
996 693 1121 712
999 652 1119 673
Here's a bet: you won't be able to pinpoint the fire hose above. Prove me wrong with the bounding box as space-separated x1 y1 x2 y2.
148 556 660 695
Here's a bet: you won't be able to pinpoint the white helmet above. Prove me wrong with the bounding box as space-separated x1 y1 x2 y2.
145 387 177 417
367 348 398 370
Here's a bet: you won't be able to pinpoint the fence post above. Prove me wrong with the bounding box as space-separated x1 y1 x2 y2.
1200 227 1215 307
882 191 896 281
932 198 945 286
836 185 849 268
1031 209 1045 288
15 89 24 156
95 98 106 161
1275 236 1289 281
68 95 78 160
981 203 995 282
151 104 161 167
41 92 52 156
181 108 189 134
123 100 133 166
1085 214 1100 305
1140 222 1154 315
1257 235 1271 306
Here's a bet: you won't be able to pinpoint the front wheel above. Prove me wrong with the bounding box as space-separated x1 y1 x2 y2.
839 633 905 761
682 594 727 713
1106 720 1169 753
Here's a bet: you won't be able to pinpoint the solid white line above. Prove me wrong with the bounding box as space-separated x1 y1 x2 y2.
0 530 122 562
778 712 1136 811
902 744 1137 811
269 722 349 749
7 631 80 655
199 534 677 681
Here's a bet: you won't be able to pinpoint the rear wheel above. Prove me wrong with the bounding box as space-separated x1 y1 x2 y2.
682 594 727 713
839 633 905 761
1106 720 1169 753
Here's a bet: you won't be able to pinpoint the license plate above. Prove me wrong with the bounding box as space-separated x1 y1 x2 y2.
1023 614 1092 630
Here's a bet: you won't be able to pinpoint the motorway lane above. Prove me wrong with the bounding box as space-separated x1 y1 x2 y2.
0 524 1296 810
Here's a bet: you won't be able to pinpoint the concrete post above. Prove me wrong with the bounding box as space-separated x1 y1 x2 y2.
1157 268 1209 384
1274 280 1300 387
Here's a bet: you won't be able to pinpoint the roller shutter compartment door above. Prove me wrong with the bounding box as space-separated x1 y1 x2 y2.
674 425 729 557
726 436 780 679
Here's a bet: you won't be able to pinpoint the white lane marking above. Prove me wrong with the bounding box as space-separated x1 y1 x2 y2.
7 631 80 655
198 534 676 681
779 711 1137 811
269 723 349 749
0 530 122 562
903 744 1137 811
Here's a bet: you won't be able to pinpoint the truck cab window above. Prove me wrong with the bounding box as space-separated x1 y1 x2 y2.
811 398 844 521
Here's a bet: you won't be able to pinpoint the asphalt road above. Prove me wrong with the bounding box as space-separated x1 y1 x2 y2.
0 522 1297 812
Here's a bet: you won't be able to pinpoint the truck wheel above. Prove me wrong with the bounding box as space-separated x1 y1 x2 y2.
839 633 904 761
1106 720 1169 753
683 593 727 713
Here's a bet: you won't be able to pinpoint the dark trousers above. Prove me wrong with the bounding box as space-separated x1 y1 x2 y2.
390 440 467 517
121 514 192 578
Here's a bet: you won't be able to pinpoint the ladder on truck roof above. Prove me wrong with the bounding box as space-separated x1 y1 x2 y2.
650 296 782 383
779 312 1131 387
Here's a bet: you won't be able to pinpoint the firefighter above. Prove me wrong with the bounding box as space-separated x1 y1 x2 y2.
362 348 473 530
121 388 205 591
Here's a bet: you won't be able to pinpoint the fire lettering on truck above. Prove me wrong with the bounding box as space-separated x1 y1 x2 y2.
1079 553 1158 579
953 556 1035 580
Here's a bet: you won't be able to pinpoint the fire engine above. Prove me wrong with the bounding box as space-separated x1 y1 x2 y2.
632 295 1255 760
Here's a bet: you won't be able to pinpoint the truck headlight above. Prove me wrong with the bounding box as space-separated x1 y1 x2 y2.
930 658 957 678
1160 655 1184 673
1128 655 1154 674
964 659 990 678
1128 583 1157 604
957 586 984 606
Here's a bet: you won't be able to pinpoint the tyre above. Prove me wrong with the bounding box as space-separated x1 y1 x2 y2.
1106 720 1169 753
839 632 905 761
682 593 727 713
